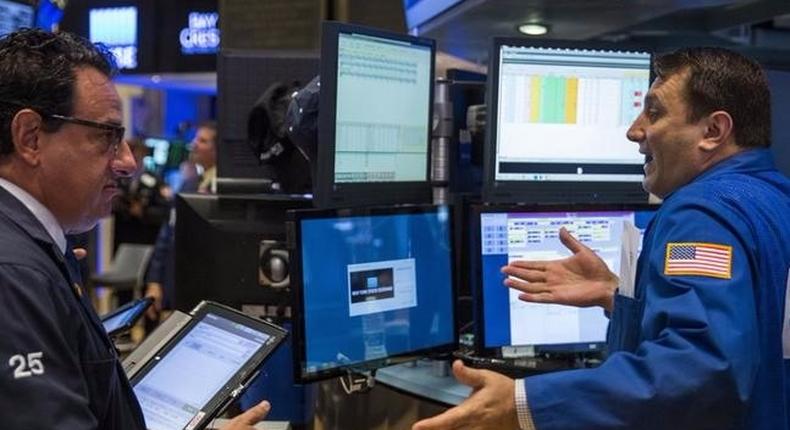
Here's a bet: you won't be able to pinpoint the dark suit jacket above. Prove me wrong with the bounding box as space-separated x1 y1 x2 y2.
0 186 146 429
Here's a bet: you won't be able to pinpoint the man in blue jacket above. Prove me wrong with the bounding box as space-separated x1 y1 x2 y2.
0 29 270 429
414 48 790 429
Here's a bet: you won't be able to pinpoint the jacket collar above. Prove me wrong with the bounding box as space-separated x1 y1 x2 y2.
693 148 775 182
665 148 776 200
0 185 61 253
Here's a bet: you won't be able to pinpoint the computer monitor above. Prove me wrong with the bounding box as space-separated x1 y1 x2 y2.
472 204 658 355
484 38 652 203
0 0 34 37
142 137 189 172
288 204 457 382
314 21 436 208
143 137 170 172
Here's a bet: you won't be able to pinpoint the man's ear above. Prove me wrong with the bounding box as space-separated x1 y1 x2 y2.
699 110 734 152
10 109 43 166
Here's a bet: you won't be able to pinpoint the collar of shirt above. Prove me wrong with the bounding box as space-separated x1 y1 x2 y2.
0 177 67 254
698 148 775 179
664 148 776 201
199 166 217 194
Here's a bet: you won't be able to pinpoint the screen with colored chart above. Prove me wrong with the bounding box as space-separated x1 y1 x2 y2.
493 44 651 183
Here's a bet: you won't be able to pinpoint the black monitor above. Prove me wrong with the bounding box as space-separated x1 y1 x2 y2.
0 0 34 36
472 203 658 355
484 38 652 203
174 193 310 312
314 21 436 208
288 204 457 382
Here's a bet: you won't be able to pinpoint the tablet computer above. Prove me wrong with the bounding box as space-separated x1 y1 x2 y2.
129 301 287 430
122 310 192 379
101 297 153 337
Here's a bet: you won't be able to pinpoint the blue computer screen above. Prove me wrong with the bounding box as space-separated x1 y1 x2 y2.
299 208 454 374
101 299 150 335
480 208 656 349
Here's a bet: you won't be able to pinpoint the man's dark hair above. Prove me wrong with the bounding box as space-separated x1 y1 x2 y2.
654 47 771 148
0 29 118 155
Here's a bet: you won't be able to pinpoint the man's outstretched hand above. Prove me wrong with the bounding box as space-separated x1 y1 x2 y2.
412 360 520 430
501 227 619 312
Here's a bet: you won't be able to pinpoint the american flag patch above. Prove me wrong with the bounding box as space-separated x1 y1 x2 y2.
664 242 732 279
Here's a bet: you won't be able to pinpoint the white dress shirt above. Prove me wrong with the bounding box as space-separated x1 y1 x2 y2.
515 378 538 430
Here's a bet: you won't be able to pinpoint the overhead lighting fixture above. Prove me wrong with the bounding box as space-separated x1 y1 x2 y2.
518 23 548 36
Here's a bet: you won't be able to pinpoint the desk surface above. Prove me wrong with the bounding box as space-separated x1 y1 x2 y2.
376 360 471 406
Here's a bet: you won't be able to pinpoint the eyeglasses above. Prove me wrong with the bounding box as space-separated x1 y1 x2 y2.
42 113 125 156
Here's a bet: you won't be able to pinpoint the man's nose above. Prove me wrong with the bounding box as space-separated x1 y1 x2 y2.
112 139 137 177
626 114 645 143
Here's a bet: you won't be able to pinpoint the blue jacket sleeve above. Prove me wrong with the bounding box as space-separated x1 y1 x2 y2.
0 264 98 429
523 204 759 430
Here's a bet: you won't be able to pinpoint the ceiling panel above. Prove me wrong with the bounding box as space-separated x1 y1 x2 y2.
414 0 790 63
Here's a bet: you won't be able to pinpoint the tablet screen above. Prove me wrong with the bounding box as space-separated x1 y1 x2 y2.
133 312 272 430
101 298 151 336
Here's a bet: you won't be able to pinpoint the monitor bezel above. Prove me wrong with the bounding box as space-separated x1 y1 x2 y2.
470 202 660 356
483 37 654 204
288 203 458 383
128 301 288 429
314 21 436 209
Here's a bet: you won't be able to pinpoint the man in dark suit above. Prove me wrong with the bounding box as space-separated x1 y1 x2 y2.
0 29 269 429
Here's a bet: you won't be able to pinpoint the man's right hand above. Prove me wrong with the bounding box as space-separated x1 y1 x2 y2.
221 401 271 430
501 227 619 312
412 360 519 430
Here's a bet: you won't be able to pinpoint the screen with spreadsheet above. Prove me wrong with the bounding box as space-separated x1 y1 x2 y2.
333 30 433 183
493 43 651 183
476 206 656 351
314 22 435 208
133 313 271 430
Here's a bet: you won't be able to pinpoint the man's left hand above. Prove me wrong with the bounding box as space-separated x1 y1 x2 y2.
502 227 618 312
412 360 520 430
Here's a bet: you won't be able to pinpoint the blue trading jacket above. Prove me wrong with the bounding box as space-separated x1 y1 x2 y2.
0 187 146 429
523 149 790 430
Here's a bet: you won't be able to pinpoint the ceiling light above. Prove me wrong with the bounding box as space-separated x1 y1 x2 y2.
518 23 548 36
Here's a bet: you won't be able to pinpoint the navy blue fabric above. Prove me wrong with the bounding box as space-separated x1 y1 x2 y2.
524 149 790 430
0 187 146 429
